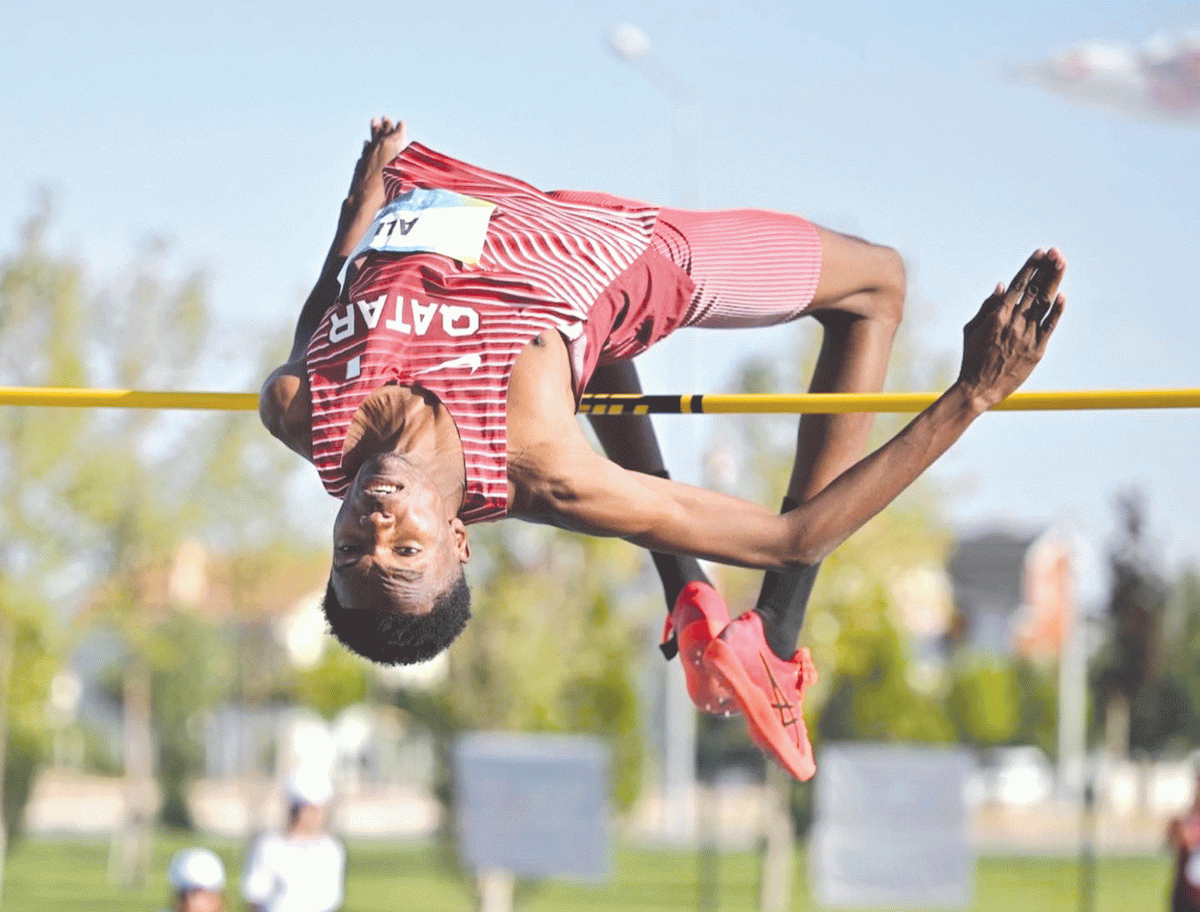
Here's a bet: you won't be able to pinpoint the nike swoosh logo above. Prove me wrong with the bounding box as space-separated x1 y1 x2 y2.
415 353 483 375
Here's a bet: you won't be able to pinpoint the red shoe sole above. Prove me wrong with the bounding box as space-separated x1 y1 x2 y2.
704 621 817 781
667 582 739 716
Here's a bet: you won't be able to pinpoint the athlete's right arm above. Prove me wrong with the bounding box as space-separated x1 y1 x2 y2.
585 360 711 610
260 118 409 458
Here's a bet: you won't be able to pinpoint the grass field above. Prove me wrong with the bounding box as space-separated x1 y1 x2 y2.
2 833 1174 912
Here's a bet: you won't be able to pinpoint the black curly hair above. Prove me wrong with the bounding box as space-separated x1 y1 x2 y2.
322 570 471 665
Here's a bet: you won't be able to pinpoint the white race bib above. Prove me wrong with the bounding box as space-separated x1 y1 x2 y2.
347 188 495 269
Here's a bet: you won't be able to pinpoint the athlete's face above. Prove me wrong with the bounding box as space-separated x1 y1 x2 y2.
330 452 469 614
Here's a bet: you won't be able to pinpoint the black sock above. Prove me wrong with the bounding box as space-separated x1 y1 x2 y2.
647 469 709 660
753 497 822 660
652 551 708 610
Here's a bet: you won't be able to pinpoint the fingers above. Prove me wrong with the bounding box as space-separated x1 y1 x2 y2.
1041 246 1070 298
369 117 401 141
1020 249 1066 327
1037 293 1066 350
999 249 1045 316
976 282 1005 314
1035 247 1066 303
1000 248 1064 324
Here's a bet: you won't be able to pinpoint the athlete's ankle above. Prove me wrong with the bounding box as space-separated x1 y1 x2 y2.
653 553 708 608
753 601 799 659
753 560 822 660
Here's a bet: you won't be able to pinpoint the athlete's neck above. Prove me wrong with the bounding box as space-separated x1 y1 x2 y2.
343 384 465 514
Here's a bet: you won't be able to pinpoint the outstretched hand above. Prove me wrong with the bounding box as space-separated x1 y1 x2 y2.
345 116 408 211
956 248 1066 410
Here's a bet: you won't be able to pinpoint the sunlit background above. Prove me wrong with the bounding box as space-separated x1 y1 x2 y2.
2 2 1199 910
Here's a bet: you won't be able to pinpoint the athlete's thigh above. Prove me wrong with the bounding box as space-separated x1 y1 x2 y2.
655 206 821 329
806 224 904 318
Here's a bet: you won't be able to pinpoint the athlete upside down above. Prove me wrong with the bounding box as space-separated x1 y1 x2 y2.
260 118 1066 779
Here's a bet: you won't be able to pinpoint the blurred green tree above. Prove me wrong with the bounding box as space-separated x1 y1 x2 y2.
1154 569 1200 755
393 525 647 823
289 645 370 721
137 612 233 830
1011 660 1059 757
1 200 321 880
0 201 88 855
1090 491 1169 758
947 659 1021 748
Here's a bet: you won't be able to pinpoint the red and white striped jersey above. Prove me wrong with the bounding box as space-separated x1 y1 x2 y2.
305 143 661 524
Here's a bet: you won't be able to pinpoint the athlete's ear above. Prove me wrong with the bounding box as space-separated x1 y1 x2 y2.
450 517 471 563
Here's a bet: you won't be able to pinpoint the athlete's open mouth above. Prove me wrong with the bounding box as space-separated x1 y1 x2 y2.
365 484 400 496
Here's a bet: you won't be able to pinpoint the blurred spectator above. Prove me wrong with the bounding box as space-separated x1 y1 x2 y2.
1168 763 1200 912
165 847 227 912
242 767 345 912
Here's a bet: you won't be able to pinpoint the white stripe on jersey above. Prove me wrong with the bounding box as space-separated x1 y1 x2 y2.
307 143 658 521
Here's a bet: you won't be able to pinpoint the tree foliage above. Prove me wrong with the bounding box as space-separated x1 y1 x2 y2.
0 203 86 845
1155 569 1200 753
1090 491 1171 756
394 524 648 813
946 659 1021 747
2 199 321 843
289 647 371 721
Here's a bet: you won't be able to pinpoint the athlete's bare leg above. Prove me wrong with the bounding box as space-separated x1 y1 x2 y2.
788 226 906 500
753 226 905 658
588 226 904 660
586 360 709 656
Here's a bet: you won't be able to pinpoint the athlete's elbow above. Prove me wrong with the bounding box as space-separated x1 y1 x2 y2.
781 515 841 568
258 378 283 435
787 540 833 570
259 370 296 434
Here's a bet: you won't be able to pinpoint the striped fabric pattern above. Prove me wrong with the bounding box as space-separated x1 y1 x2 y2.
653 206 822 330
306 143 659 524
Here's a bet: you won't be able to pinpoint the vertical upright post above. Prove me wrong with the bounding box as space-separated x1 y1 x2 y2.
1057 536 1087 798
111 660 154 888
697 747 720 912
759 761 795 912
0 618 16 909
1079 775 1097 912
608 22 701 844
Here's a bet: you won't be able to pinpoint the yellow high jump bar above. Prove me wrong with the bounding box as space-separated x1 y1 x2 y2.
0 387 1198 413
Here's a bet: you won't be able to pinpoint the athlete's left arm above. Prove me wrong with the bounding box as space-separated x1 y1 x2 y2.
260 118 409 457
286 117 409 364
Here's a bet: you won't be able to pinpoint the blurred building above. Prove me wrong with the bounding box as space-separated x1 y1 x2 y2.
946 528 1075 661
29 540 443 840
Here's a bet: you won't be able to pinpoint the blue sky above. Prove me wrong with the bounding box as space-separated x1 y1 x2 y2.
4 1 1198 593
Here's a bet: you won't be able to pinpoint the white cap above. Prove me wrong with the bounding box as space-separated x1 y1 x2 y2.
167 847 226 892
285 766 333 806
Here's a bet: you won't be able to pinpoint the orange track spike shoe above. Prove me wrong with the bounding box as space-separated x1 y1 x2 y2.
703 610 818 781
661 582 739 716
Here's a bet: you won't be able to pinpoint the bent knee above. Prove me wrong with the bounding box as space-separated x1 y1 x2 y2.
811 227 907 325
872 244 906 326
844 239 905 326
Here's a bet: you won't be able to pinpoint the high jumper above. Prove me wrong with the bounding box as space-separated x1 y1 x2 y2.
259 118 1065 779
